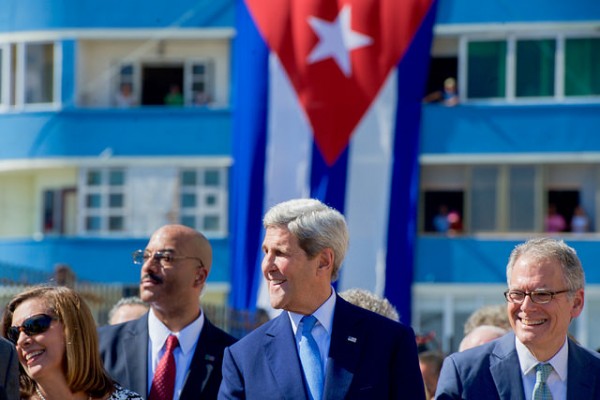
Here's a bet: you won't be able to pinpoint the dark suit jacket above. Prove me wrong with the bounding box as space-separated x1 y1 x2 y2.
0 337 19 400
435 332 600 399
218 296 425 400
99 312 236 400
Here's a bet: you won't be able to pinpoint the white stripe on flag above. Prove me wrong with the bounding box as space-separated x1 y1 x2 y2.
340 70 397 297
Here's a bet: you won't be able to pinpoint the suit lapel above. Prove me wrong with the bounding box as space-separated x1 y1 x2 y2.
179 318 219 400
566 339 597 400
264 312 308 400
490 333 525 400
123 316 150 397
323 297 361 400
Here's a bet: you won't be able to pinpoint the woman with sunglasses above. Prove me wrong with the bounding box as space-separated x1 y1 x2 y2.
1 285 143 400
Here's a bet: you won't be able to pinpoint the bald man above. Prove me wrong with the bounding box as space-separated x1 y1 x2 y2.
99 225 236 400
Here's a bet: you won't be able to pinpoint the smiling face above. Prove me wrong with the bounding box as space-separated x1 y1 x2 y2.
261 225 332 315
11 298 65 382
507 254 584 361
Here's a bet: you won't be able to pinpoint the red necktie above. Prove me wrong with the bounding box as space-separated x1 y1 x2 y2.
149 334 179 400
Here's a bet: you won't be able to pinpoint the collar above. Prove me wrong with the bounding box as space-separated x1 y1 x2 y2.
516 336 569 381
288 288 336 335
148 307 204 356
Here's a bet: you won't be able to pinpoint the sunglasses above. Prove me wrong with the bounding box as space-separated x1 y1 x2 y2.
7 314 56 344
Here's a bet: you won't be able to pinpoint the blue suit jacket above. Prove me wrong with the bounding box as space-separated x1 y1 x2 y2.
98 313 236 400
218 296 425 400
435 332 600 399
0 337 18 400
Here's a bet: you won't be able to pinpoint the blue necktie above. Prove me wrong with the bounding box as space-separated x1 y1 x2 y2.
299 315 324 400
532 363 553 400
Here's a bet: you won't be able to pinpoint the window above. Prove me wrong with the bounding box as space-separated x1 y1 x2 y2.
0 41 59 111
462 34 599 102
467 41 506 99
516 40 555 98
179 168 228 235
469 166 498 231
509 166 536 231
25 43 54 104
115 59 216 107
565 38 600 96
189 60 214 105
42 188 77 235
79 166 228 236
0 45 4 107
79 168 127 234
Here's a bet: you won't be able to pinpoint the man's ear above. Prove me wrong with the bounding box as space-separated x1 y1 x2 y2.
193 267 208 288
317 248 334 273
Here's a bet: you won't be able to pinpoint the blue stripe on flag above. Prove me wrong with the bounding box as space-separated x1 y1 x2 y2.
386 1 438 325
230 0 269 310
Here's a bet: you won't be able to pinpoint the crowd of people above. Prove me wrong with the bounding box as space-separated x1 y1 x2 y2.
1 198 600 399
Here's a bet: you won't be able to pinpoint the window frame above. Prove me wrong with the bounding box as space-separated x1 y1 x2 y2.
459 31 600 104
0 40 61 112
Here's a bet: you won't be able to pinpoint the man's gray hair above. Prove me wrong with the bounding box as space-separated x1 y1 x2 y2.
506 237 585 292
263 198 349 281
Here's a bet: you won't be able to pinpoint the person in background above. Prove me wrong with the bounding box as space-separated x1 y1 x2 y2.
432 205 450 233
164 84 184 106
219 198 425 399
545 203 566 233
436 237 600 398
339 288 400 321
108 296 149 325
463 304 511 336
2 285 142 400
0 336 18 400
571 205 589 233
115 83 136 108
419 350 445 400
99 224 236 400
458 324 508 352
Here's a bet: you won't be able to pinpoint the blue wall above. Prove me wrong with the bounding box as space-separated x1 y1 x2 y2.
0 0 235 31
416 236 600 285
0 237 230 284
421 103 600 155
436 0 600 24
0 109 231 159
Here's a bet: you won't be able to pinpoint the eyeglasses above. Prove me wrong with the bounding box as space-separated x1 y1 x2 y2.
504 289 570 304
132 250 204 268
7 314 56 344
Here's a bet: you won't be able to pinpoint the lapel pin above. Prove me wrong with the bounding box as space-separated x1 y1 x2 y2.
347 336 357 343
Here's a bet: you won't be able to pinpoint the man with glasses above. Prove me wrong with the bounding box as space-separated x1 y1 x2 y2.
436 237 600 399
99 224 236 400
0 337 18 400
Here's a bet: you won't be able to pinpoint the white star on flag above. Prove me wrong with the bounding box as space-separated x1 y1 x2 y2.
307 5 373 77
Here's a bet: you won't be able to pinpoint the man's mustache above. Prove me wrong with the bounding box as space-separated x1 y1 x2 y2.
141 272 163 284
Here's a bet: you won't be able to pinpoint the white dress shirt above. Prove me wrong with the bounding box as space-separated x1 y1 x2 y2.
288 289 336 373
516 336 568 400
147 308 204 400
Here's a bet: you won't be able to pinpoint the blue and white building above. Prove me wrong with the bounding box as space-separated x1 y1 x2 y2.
0 0 599 351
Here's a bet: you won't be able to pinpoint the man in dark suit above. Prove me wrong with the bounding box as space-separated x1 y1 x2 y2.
99 224 236 400
436 237 600 399
0 337 18 400
218 199 425 400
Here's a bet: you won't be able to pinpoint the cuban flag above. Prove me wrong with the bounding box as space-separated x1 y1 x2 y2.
230 0 437 325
